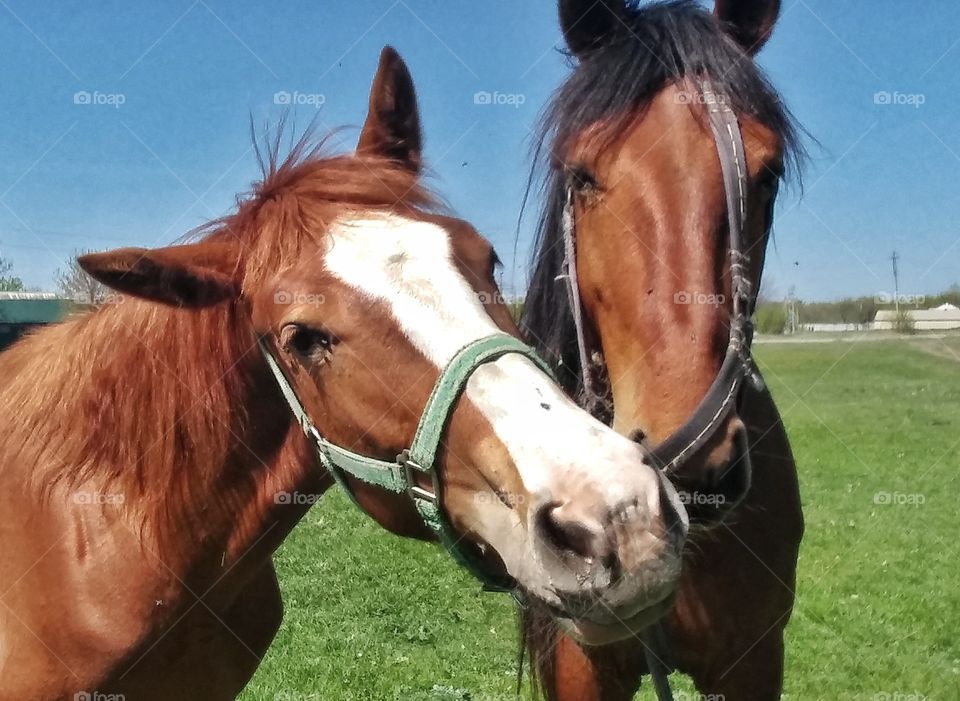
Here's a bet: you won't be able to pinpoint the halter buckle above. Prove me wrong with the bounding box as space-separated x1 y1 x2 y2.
304 423 324 446
398 450 438 505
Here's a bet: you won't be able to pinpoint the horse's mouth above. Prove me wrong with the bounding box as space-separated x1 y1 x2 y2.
548 590 676 646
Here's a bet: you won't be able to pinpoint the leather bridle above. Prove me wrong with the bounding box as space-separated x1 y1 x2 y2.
559 84 775 701
560 83 768 477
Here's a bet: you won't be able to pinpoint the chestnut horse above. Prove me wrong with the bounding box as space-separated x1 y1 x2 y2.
522 1 805 699
0 48 687 700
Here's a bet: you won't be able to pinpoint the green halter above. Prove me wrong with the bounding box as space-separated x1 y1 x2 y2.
259 333 555 593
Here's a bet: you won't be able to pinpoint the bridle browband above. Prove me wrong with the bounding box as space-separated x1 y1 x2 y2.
259 333 555 595
560 82 767 476
559 84 772 701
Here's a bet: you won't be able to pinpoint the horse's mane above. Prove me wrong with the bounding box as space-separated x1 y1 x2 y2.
517 2 806 694
0 134 437 517
198 130 438 292
520 0 805 395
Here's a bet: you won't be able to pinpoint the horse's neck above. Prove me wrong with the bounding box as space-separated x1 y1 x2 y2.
0 301 321 579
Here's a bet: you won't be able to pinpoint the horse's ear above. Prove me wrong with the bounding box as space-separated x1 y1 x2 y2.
714 0 781 55
559 0 625 57
357 46 422 173
78 242 239 308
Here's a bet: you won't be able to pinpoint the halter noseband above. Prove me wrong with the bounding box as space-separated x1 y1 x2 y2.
259 333 554 594
560 82 766 475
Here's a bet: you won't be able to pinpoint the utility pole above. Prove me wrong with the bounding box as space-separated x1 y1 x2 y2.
891 251 901 316
786 285 798 335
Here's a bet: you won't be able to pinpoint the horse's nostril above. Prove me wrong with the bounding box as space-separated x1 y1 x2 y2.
677 425 753 524
537 503 610 561
706 423 751 497
719 433 752 499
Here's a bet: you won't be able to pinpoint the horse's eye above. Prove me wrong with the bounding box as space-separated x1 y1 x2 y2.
279 323 333 358
488 249 503 281
759 173 781 197
569 166 599 195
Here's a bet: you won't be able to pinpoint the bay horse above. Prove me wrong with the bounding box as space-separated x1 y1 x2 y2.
0 48 687 700
522 1 805 699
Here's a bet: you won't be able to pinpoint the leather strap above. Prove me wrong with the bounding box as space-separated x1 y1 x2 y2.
559 186 601 402
642 622 675 701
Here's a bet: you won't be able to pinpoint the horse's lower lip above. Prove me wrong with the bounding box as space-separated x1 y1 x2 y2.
549 592 675 645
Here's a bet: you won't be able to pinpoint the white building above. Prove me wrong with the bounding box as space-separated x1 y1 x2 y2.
874 303 960 331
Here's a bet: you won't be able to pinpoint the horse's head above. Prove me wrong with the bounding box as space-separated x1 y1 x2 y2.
525 0 800 521
79 47 687 644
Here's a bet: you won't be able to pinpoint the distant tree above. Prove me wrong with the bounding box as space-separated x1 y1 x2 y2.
0 255 25 292
793 296 876 325
55 250 108 305
894 309 916 335
928 284 960 308
755 303 787 334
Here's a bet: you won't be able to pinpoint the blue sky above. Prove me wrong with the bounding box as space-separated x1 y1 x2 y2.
0 0 957 301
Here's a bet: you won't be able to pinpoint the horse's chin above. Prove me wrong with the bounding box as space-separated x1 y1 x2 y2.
552 594 675 646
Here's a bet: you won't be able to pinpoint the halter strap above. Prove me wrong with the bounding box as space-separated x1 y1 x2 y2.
259 333 555 593
260 344 409 492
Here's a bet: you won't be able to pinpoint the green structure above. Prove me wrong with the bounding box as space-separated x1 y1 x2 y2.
0 293 70 350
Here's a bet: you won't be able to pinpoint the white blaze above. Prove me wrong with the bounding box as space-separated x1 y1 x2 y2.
322 213 654 508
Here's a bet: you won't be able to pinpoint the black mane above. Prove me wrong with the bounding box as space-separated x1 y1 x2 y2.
520 0 804 395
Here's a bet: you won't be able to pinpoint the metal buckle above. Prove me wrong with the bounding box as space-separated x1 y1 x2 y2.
304 423 324 446
397 450 437 505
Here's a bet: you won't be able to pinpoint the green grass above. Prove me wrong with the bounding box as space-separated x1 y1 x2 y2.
241 337 960 701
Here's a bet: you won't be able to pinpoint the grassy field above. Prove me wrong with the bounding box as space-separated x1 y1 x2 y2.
240 335 960 701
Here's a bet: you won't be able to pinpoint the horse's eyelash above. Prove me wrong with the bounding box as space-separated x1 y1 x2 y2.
568 166 599 192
